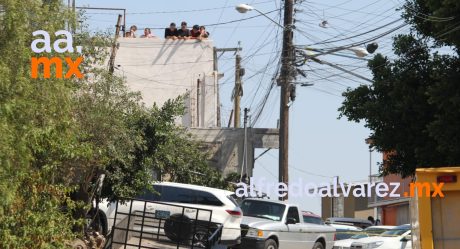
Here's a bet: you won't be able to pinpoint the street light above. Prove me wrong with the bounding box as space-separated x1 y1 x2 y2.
365 138 374 184
235 4 285 29
346 43 378 57
348 47 370 58
302 42 379 59
235 3 254 13
295 47 376 83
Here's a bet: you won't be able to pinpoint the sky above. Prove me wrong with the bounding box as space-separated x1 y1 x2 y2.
75 0 413 214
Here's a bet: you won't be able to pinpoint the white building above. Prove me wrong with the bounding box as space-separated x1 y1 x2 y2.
114 37 278 176
114 38 220 128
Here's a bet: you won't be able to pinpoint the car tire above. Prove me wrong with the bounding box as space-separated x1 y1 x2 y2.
96 211 108 236
86 211 107 235
164 214 193 243
191 226 212 248
264 239 278 249
312 241 324 249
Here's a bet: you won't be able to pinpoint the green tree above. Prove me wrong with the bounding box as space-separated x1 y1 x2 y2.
0 0 83 247
403 0 460 47
339 7 460 177
0 1 226 247
102 96 229 201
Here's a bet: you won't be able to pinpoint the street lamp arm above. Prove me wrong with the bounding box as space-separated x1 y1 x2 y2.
301 47 370 61
236 4 285 29
310 57 374 83
251 8 285 29
299 42 378 59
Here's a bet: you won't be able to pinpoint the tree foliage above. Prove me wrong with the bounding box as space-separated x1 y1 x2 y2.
0 0 226 247
339 1 460 177
0 0 83 246
403 0 460 48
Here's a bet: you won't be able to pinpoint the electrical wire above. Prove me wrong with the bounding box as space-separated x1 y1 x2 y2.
79 0 275 15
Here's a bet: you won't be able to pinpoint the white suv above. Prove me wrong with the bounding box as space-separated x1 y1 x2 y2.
100 182 242 246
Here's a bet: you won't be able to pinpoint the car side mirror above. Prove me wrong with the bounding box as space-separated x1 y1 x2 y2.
286 218 297 225
400 235 411 242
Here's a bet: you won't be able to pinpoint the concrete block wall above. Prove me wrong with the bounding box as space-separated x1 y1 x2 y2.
114 38 218 128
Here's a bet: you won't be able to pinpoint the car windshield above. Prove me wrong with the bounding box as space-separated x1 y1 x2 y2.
350 228 388 239
241 200 285 221
381 228 409 237
335 230 356 240
350 232 368 239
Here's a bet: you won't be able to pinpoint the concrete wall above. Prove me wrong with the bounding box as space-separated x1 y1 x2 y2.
189 127 279 176
114 38 218 128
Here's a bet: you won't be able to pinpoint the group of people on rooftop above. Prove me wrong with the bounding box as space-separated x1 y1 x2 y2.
124 21 210 41
165 21 209 40
124 25 154 38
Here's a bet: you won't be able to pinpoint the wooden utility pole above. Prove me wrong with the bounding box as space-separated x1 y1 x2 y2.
234 53 243 128
108 14 122 74
214 46 243 128
278 0 295 200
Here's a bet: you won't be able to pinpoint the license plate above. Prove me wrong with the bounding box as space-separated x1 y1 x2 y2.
155 210 170 219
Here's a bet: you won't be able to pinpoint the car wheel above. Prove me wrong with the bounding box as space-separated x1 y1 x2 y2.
95 212 108 235
86 211 106 235
191 226 212 248
312 241 324 249
264 239 277 249
164 214 193 243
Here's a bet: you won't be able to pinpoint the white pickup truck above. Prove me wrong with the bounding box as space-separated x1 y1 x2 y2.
238 198 335 249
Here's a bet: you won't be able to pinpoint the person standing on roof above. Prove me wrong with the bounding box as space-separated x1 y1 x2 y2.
198 26 209 40
141 28 155 38
164 22 179 39
177 21 190 39
128 25 137 38
190 25 201 39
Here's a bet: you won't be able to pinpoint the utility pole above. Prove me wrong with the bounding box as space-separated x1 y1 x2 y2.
234 52 243 128
331 176 339 217
243 108 249 173
108 14 123 74
278 0 295 200
214 46 243 128
69 0 76 33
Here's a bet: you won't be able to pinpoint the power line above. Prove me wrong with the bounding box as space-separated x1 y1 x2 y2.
207 8 281 27
82 8 282 29
79 0 274 15
210 0 230 34
304 18 405 46
265 151 335 179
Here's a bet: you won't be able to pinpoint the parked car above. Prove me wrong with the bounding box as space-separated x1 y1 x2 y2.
302 211 324 225
326 217 373 229
328 224 362 241
238 198 335 249
332 225 395 249
350 224 412 249
99 182 242 246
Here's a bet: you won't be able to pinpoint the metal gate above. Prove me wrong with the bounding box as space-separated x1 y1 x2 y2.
104 198 222 249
